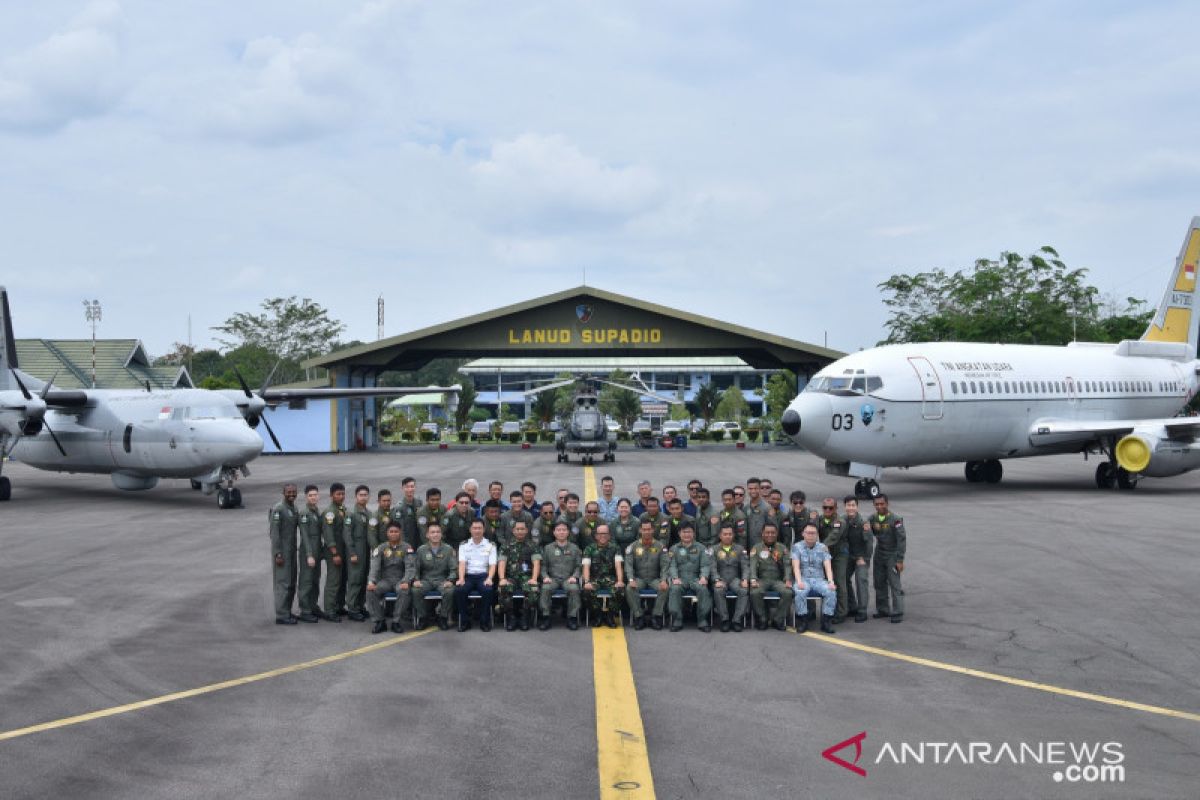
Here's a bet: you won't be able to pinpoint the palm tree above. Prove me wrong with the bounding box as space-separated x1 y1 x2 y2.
694 381 720 428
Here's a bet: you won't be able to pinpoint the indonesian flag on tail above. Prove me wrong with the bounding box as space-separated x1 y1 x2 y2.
1185 262 1196 282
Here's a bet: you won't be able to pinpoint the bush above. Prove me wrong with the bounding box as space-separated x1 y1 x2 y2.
730 429 743 441
617 430 630 441
399 431 414 442
746 428 760 442
710 429 725 442
506 432 521 444
540 431 556 443
420 430 436 443
457 430 469 443
524 431 539 443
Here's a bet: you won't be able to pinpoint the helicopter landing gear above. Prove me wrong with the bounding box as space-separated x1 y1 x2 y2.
557 452 568 463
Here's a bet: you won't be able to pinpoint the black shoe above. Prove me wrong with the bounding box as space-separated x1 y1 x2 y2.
337 608 350 617
322 612 342 623
437 618 450 631
275 617 298 625
651 616 664 631
854 613 868 623
480 621 492 632
720 620 731 632
504 617 515 631
457 620 470 632
415 616 428 631
538 618 551 631
633 615 645 631
520 613 532 631
820 615 836 634
391 621 405 634
772 620 787 632
832 614 845 624
732 621 743 632
699 624 711 633
348 611 367 622
298 613 320 623
796 614 809 633
889 615 904 624
372 621 387 634
754 621 768 631
606 612 619 629
873 611 891 619
670 621 683 632
590 614 602 628
566 618 579 631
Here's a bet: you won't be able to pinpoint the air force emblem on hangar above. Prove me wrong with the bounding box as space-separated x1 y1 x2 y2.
576 304 594 324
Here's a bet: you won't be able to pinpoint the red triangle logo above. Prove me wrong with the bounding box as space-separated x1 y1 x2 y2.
822 731 867 777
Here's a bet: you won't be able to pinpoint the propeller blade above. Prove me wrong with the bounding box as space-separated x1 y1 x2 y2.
40 369 59 401
260 413 283 452
260 361 280 395
232 367 254 399
10 369 32 400
42 418 67 457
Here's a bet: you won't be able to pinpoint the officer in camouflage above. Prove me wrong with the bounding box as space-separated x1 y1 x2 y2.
268 483 300 625
749 523 794 631
366 522 414 634
410 523 457 630
870 494 906 623
320 482 350 621
582 524 624 628
498 519 540 630
624 520 669 630
666 522 712 632
538 522 583 631
296 484 323 623
709 522 749 632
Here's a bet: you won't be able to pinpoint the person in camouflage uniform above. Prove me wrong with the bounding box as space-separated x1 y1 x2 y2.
624 521 669 630
366 522 414 634
666 522 712 632
749 523 794 631
410 523 457 630
582 524 625 628
497 520 541 631
296 484 323 623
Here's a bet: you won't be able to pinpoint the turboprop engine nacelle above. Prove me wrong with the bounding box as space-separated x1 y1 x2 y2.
1115 430 1200 478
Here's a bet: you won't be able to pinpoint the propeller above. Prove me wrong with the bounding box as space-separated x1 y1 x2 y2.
231 366 282 452
32 370 67 456
10 368 32 400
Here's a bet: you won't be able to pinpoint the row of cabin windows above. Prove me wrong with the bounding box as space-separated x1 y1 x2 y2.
949 379 1182 397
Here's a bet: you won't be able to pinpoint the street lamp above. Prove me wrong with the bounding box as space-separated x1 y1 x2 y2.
83 299 102 388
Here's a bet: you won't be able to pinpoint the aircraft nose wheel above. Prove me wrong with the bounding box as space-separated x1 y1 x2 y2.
217 487 244 509
1095 462 1116 489
853 478 880 500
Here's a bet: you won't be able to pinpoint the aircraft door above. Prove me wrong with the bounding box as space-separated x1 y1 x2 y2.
907 356 944 420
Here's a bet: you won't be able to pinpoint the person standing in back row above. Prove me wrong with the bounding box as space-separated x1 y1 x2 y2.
870 494 906 623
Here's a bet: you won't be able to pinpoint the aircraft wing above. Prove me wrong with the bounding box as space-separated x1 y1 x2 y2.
260 385 460 403
1028 416 1200 447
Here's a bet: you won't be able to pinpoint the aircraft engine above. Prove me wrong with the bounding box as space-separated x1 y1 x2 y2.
1115 430 1200 478
245 414 261 429
111 473 160 491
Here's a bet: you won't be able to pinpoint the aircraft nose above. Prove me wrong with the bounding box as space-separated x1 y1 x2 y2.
781 409 801 436
785 393 832 450
192 421 264 465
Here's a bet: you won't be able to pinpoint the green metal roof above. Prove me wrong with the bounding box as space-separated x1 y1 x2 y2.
14 339 191 390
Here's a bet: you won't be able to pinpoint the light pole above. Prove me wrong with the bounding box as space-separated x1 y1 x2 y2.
83 299 102 388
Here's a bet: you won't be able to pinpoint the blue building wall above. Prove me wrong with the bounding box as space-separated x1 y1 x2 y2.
258 400 333 454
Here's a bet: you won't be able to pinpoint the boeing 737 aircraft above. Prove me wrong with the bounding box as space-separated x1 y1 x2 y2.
0 289 457 507
782 217 1200 496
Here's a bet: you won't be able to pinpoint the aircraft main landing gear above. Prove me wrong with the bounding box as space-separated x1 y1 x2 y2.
853 478 880 500
964 459 1003 484
0 475 10 502
1095 462 1116 489
1116 467 1138 491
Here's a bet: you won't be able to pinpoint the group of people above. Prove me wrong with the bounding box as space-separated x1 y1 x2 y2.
267 476 907 635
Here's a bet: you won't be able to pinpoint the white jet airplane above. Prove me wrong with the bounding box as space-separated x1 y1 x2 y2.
0 288 457 508
782 217 1200 497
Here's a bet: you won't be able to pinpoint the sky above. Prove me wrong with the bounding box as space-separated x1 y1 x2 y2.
2 0 1198 358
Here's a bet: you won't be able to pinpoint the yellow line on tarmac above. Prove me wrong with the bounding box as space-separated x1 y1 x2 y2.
800 631 1200 724
0 628 433 743
585 464 656 799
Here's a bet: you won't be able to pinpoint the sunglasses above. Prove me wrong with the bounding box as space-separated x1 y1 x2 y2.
733 492 744 497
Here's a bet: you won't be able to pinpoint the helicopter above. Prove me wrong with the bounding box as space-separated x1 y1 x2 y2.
523 373 684 465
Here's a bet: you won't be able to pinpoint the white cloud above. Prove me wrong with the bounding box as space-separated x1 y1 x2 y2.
200 33 364 146
0 1 124 133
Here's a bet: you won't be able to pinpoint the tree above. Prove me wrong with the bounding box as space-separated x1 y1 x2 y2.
212 297 346 384
599 369 643 429
693 381 720 427
879 248 1152 345
530 389 558 429
759 370 797 431
715 386 749 421
454 374 477 430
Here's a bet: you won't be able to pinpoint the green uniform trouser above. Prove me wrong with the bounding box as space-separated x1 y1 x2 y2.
873 553 904 616
366 581 410 623
626 581 667 618
583 579 622 615
501 576 536 613
750 580 794 624
539 578 581 617
668 579 712 622
832 553 854 618
273 547 297 619
345 552 368 614
412 580 455 620
322 555 346 615
712 582 748 621
297 547 321 615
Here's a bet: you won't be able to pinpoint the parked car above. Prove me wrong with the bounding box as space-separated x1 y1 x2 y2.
709 420 742 435
662 420 685 435
419 422 440 436
470 421 493 440
631 419 652 434
606 420 622 433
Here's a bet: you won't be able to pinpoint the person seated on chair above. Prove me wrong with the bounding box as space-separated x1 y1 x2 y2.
410 524 457 630
710 522 749 632
623 520 669 630
582 524 625 628
748 523 794 631
366 522 414 635
454 519 498 632
498 520 541 631
666 522 712 632
791 523 837 633
538 522 583 630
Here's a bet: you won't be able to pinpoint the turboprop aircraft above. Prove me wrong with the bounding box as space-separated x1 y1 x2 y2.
0 288 458 508
781 217 1200 497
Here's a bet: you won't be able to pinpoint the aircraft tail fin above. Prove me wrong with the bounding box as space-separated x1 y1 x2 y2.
0 287 15 390
1140 217 1200 356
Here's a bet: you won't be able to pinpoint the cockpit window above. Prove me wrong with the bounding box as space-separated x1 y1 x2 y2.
805 375 884 395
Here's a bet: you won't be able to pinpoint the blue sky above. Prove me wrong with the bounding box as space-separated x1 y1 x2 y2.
2 1 1198 356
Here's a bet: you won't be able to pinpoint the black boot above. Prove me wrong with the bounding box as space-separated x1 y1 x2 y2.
538 617 551 631
606 610 619 629
633 614 645 631
720 619 731 633
651 616 664 631
854 612 868 623
796 613 809 633
772 619 787 632
371 621 387 634
415 615 428 631
437 617 450 631
821 615 836 634
670 616 683 632
504 614 515 631
566 616 579 631
590 612 602 628
521 609 533 631
391 621 405 634
732 620 743 632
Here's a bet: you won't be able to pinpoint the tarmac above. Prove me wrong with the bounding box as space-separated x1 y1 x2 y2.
0 446 1198 799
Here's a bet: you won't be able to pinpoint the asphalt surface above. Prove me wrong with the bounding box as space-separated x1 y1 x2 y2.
1 446 1198 799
